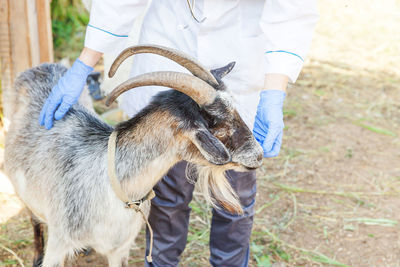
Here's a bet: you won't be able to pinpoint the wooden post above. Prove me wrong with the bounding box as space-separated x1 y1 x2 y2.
0 0 54 128
0 1 11 86
27 0 41 66
9 0 33 73
0 0 15 126
36 0 54 63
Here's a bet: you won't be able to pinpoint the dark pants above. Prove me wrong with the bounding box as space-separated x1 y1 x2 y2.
145 161 257 267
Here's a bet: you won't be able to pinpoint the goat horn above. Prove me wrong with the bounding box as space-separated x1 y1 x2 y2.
106 71 217 107
108 45 219 87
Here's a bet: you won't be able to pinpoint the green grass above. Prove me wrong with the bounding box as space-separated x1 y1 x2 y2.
51 0 89 61
353 121 397 137
308 252 350 267
345 218 398 227
0 259 18 265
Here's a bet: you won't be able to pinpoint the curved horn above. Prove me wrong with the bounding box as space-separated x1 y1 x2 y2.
108 45 219 87
106 71 217 107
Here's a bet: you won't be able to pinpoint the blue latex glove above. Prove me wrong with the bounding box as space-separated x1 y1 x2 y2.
253 90 286 158
39 59 93 129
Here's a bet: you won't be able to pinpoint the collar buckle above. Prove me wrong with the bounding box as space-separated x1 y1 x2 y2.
125 200 142 209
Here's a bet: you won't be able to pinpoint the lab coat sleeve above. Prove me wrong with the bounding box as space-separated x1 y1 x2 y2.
260 0 319 82
84 0 148 53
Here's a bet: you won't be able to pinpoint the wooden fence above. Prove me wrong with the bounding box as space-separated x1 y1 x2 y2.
0 0 53 124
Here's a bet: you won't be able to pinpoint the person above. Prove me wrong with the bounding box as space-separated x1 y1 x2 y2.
39 0 318 266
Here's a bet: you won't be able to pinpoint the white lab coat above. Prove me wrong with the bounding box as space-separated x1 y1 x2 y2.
85 0 318 128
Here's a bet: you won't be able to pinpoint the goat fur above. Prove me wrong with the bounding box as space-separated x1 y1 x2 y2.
4 63 262 266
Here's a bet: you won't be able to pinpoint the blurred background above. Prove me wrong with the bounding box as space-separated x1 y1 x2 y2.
1 0 400 266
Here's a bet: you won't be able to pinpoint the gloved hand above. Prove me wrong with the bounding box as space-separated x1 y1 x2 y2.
253 90 286 157
39 59 93 129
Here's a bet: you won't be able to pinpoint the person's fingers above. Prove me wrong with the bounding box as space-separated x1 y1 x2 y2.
54 101 71 120
252 125 266 145
44 98 61 130
262 126 280 153
264 132 283 158
39 99 50 126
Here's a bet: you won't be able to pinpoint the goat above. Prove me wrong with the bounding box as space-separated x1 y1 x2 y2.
4 45 263 267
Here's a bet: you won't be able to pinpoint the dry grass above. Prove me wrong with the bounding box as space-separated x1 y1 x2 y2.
1 0 400 266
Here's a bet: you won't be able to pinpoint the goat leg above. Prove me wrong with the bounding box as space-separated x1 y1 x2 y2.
107 249 130 267
31 215 44 267
121 257 128 267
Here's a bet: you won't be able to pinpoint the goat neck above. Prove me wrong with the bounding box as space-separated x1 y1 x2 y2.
111 109 184 201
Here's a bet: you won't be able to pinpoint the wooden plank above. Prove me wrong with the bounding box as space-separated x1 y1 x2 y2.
0 0 13 124
9 0 31 75
36 0 54 63
27 0 41 66
0 0 11 80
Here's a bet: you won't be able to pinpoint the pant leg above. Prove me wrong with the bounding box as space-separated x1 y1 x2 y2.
209 170 257 267
145 161 194 267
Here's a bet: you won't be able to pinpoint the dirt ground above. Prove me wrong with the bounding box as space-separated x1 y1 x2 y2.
1 0 400 266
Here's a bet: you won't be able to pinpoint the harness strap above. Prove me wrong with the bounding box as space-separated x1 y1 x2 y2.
107 131 155 263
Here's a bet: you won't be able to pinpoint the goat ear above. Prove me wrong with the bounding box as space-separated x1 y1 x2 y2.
190 129 231 165
211 62 236 81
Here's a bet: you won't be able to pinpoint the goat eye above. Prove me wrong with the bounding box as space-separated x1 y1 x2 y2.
215 131 226 139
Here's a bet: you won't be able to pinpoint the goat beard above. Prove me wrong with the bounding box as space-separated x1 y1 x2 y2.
185 163 243 215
